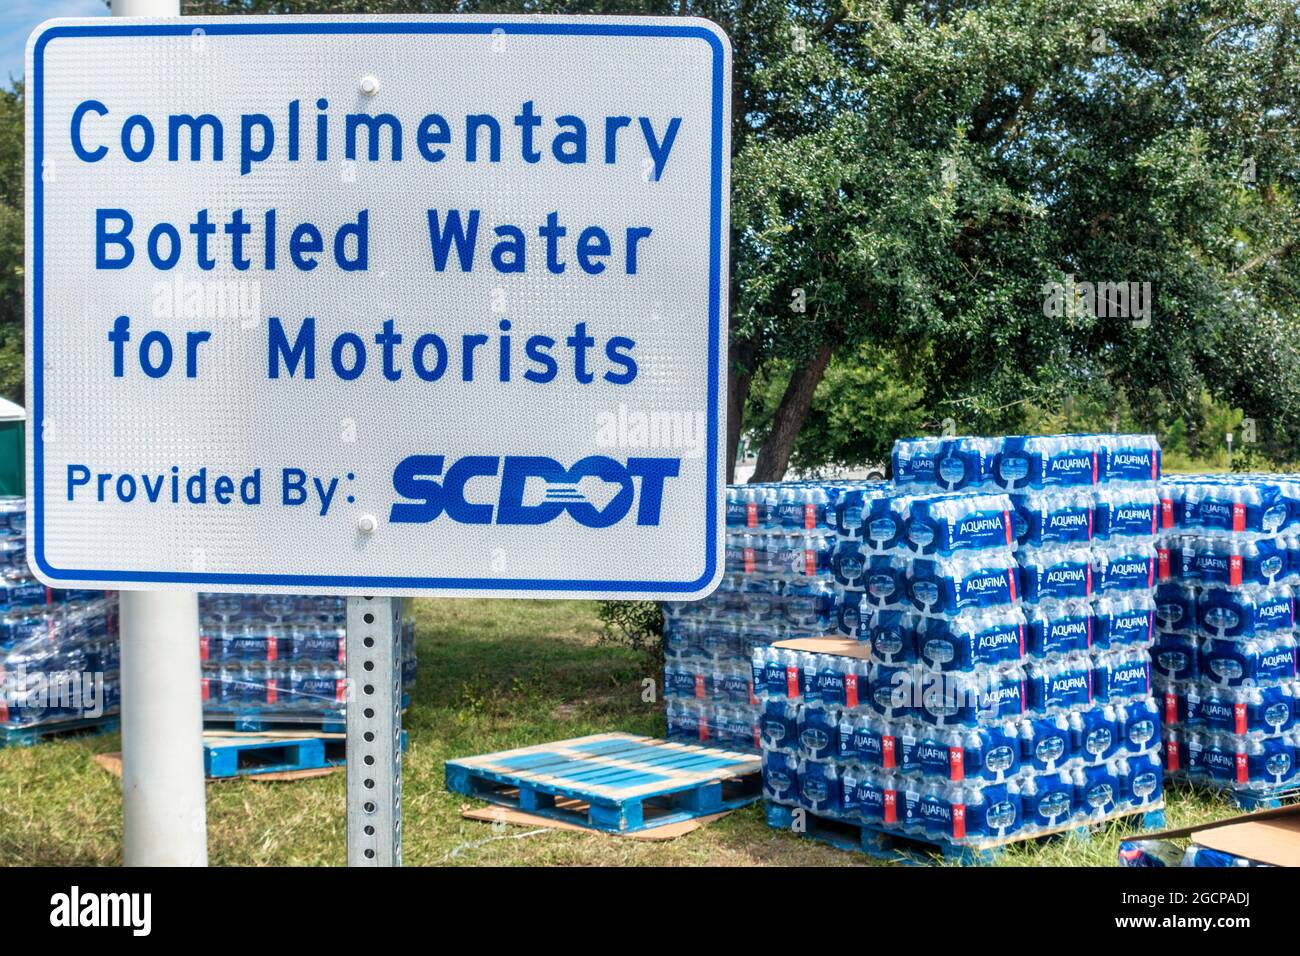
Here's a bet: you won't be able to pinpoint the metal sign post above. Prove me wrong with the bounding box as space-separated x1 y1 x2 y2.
345 597 403 866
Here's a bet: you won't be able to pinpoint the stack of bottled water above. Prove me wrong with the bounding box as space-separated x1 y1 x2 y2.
759 433 1165 848
1155 475 1300 796
661 481 876 750
0 497 121 735
198 593 416 726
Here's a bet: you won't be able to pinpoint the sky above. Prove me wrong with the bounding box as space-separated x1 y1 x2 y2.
0 1 108 86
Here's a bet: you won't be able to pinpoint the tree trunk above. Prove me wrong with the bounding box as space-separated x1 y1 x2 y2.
750 343 833 482
725 335 758 482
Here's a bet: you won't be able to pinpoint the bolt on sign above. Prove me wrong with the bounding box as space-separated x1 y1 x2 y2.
26 15 731 598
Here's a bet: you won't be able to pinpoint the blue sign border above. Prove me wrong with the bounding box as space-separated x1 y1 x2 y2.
30 19 724 593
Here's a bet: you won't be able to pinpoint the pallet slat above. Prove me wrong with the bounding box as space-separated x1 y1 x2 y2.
446 732 761 832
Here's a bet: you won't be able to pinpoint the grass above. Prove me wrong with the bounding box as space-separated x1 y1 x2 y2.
0 598 1247 866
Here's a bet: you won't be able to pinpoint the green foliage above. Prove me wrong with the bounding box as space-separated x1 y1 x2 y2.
0 83 22 403
596 599 663 664
749 341 931 472
732 0 1300 464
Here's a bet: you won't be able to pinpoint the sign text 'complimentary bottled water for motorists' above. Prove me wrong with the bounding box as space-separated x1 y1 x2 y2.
25 15 731 598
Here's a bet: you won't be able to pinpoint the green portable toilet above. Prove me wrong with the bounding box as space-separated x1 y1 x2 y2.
0 397 24 497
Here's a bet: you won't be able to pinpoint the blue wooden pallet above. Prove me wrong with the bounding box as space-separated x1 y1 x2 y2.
445 732 762 833
765 800 1167 865
203 734 345 778
202 730 409 778
0 716 120 749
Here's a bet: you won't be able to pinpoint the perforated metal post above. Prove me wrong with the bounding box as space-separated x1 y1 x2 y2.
346 597 403 866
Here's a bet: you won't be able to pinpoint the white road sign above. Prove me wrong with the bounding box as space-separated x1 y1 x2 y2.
26 15 730 598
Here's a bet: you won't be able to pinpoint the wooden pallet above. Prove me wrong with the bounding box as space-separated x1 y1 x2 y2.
0 716 120 749
445 732 762 832
202 733 346 778
765 799 1167 865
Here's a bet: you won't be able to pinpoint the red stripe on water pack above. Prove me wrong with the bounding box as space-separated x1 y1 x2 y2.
1229 555 1243 587
804 549 816 576
949 747 965 782
746 502 758 528
1086 616 1093 650
1158 548 1171 580
1147 558 1155 589
786 666 800 700
1161 498 1174 529
805 503 816 530
1232 503 1246 533
1236 751 1249 785
1004 510 1013 546
1007 568 1018 602
267 680 278 706
882 735 896 769
845 674 859 710
1091 452 1098 485
883 789 897 824
744 547 756 575
1235 702 1248 736
1165 740 1180 772
694 674 707 700
199 636 209 662
952 803 966 841
1164 690 1178 725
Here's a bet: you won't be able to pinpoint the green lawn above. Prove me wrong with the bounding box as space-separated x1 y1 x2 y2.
0 598 1241 866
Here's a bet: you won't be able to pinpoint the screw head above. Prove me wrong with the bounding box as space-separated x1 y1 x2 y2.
358 514 378 534
360 75 380 96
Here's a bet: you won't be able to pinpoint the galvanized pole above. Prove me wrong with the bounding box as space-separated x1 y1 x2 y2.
345 597 404 866
111 0 208 868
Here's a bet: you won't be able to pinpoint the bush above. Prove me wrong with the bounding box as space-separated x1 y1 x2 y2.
597 600 663 664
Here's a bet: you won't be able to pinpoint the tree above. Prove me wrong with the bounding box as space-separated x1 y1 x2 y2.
0 84 24 403
735 0 1300 478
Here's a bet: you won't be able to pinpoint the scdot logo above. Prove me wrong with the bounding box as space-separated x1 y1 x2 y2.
389 454 681 528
